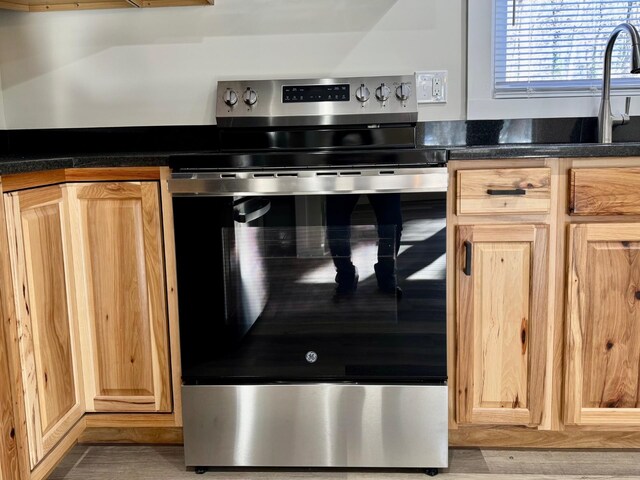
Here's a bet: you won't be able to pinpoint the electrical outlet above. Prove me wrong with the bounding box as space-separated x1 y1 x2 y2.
433 77 442 98
415 71 447 104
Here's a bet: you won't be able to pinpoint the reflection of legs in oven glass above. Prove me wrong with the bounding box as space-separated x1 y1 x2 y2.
326 194 360 296
369 193 403 297
326 194 403 297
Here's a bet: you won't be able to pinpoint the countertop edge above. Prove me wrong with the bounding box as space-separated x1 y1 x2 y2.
447 143 640 160
0 154 172 176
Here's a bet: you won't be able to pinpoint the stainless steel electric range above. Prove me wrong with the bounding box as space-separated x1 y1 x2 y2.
168 75 448 476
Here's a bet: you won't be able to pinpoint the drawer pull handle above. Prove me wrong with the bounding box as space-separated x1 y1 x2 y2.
464 241 472 276
487 188 526 196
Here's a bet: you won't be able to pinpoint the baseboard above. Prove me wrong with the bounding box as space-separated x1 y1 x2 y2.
30 418 85 480
450 428 640 449
79 427 184 445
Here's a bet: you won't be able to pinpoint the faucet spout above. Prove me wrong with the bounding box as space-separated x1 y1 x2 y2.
599 22 640 143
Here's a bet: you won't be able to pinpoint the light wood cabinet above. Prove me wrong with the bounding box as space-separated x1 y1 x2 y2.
457 168 551 215
565 223 640 426
0 180 22 480
0 169 179 477
0 316 11 480
3 186 84 469
0 0 212 13
456 224 548 426
67 182 172 413
570 168 640 215
449 159 640 447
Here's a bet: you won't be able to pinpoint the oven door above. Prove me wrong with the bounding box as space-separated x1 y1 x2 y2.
170 167 447 385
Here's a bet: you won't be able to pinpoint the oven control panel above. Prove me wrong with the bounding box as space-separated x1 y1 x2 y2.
216 75 418 127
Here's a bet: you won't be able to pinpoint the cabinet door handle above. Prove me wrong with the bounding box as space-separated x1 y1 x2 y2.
486 188 526 196
464 240 472 276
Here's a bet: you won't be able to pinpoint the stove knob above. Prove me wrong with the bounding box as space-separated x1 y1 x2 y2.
243 87 258 106
375 83 391 102
396 82 412 101
223 88 238 107
355 84 370 103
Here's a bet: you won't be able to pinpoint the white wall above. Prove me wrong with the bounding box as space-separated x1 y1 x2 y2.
0 0 466 129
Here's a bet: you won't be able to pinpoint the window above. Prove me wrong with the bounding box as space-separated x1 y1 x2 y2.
467 0 640 119
494 0 640 98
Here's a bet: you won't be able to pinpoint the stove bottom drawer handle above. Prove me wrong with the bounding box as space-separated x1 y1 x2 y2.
463 240 472 276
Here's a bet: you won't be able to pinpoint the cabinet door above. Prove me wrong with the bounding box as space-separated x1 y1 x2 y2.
0 309 11 480
68 182 171 413
566 223 640 426
0 180 21 480
457 224 548 426
4 186 83 469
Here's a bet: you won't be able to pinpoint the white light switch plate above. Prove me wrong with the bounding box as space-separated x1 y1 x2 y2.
415 71 447 104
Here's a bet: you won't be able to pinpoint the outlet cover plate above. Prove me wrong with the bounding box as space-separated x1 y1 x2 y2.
415 70 447 104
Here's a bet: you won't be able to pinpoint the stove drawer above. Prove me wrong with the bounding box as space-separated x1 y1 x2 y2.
183 384 448 469
457 167 551 215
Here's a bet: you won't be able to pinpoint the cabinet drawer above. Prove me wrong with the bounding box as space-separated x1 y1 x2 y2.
457 168 551 215
570 167 640 215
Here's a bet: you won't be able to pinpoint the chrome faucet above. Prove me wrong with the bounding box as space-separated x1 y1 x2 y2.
598 22 640 143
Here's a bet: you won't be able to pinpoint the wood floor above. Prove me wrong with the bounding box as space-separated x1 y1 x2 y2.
49 446 640 479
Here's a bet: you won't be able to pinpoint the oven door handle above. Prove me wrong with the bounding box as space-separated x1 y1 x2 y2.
169 166 448 196
234 197 271 223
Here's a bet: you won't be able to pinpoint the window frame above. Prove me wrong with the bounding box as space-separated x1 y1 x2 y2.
467 0 639 120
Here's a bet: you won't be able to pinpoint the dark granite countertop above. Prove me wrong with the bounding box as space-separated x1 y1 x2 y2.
0 155 73 175
0 152 174 175
4 143 640 176
0 125 216 175
2 119 640 175
448 142 640 160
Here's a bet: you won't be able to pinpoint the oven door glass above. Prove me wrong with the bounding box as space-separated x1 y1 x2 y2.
173 192 446 384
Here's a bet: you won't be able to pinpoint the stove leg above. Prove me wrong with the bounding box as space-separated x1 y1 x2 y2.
195 466 208 475
425 468 439 476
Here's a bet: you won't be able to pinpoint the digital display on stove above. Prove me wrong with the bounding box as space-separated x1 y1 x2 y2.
282 84 350 103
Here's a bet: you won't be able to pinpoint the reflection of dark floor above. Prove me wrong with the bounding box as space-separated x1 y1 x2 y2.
254 201 446 335
258 258 397 328
256 258 444 335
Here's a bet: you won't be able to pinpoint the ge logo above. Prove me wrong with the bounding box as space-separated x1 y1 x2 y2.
305 351 318 363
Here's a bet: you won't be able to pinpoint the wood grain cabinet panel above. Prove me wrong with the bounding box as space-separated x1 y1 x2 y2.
570 168 640 215
566 223 640 425
68 182 171 413
457 224 548 426
0 180 21 480
457 168 551 215
3 186 83 469
0 320 11 480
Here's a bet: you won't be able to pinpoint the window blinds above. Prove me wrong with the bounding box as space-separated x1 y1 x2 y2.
494 0 640 97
